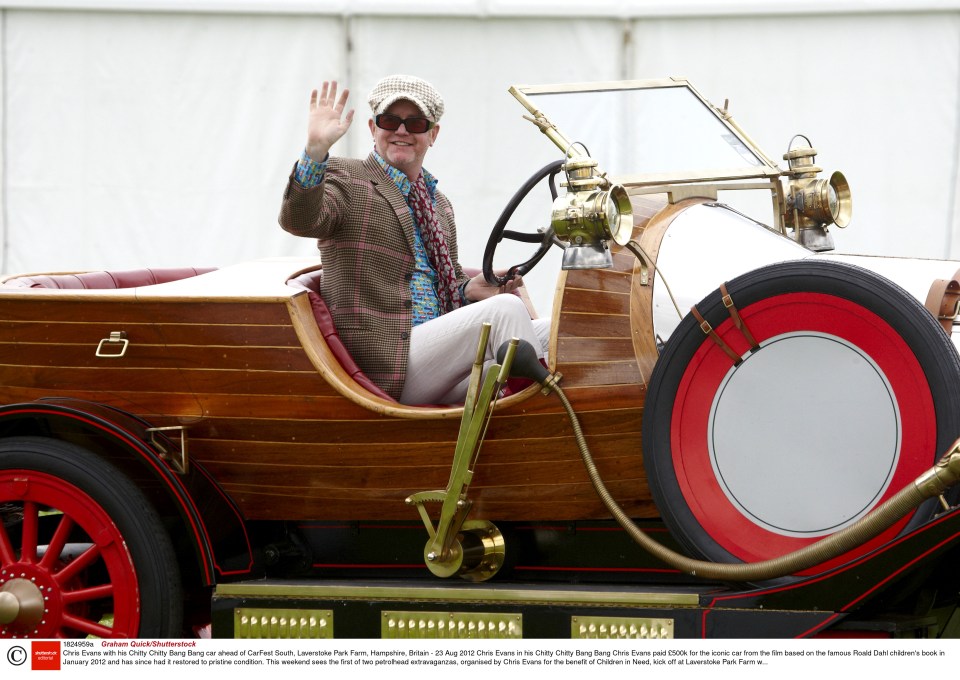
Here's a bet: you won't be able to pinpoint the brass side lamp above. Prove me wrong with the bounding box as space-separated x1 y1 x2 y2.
551 158 634 270
509 91 633 270
782 135 852 251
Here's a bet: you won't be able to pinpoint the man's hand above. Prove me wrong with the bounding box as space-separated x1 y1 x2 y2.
464 270 524 303
305 81 355 163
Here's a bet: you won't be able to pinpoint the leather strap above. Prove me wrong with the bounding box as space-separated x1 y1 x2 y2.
924 268 960 335
720 283 760 351
690 305 743 366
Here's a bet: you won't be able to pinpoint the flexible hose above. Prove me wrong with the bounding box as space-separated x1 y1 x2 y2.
554 384 960 581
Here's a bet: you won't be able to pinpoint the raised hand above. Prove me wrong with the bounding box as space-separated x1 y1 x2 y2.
305 81 355 163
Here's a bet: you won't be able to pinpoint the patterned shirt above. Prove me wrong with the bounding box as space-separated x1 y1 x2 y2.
294 149 442 325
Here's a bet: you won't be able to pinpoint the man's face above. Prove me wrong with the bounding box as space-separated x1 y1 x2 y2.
369 99 440 179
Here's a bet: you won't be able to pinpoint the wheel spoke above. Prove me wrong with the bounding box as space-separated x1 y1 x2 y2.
20 501 39 563
0 519 15 567
53 544 101 585
39 514 75 570
61 613 117 639
62 583 113 605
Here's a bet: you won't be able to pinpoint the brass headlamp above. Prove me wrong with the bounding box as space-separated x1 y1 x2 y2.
782 136 852 251
551 158 634 270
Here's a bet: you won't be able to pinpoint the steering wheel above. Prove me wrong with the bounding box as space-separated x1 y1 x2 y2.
482 159 565 286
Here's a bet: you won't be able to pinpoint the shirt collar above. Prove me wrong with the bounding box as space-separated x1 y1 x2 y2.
372 150 438 199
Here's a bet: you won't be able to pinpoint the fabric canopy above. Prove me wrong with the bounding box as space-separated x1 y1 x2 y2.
1 6 957 315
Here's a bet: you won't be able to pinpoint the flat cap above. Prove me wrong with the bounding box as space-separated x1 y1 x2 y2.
368 74 444 122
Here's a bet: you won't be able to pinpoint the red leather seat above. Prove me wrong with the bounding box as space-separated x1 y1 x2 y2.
2 267 216 290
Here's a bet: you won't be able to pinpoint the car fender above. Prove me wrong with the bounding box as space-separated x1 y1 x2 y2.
0 398 254 586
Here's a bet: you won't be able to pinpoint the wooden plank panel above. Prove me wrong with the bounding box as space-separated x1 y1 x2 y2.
563 269 633 295
558 287 631 316
159 346 316 372
190 381 640 424
217 477 655 521
0 344 314 372
0 364 331 397
0 365 204 393
0 385 204 417
199 449 641 491
241 482 651 505
150 367 338 397
555 337 634 362
0 300 144 323
0 321 166 344
0 320 300 349
553 361 642 387
0 299 291 325
229 500 657 522
190 392 380 420
154 323 301 347
607 250 637 273
498 383 646 416
557 311 631 338
141 301 294 326
191 431 635 468
187 415 458 445
186 407 639 446
456 407 641 441
217 478 648 502
166 345 315 372
0 375 633 425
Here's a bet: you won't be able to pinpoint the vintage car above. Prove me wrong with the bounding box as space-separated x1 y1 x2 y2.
2 78 960 640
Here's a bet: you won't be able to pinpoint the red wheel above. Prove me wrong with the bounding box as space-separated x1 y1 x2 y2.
0 438 181 637
643 260 960 577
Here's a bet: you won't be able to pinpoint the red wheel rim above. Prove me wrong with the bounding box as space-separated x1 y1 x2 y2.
671 292 937 570
0 470 140 638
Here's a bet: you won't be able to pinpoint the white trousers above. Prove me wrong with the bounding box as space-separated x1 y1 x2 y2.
400 294 551 405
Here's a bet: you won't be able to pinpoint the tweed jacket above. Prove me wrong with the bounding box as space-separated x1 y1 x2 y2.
279 153 468 400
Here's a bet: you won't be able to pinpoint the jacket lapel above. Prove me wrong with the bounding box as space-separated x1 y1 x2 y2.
363 153 416 256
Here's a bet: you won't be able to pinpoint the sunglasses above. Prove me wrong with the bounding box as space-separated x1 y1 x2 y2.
374 113 436 134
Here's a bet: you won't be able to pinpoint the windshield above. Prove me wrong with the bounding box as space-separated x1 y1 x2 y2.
512 80 778 185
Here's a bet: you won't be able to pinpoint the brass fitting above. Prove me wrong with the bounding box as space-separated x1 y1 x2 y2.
915 438 960 497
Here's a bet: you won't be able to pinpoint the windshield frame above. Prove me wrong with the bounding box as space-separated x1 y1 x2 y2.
509 77 784 187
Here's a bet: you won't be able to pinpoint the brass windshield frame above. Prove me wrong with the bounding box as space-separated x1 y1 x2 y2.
510 77 790 234
509 77 784 187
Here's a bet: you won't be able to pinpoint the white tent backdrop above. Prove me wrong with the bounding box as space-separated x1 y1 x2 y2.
2 3 960 316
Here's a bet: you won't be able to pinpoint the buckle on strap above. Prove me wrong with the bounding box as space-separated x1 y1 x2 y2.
719 282 760 351
924 267 960 335
690 304 742 366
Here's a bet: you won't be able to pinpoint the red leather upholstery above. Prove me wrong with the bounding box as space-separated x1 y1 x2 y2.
2 267 217 290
